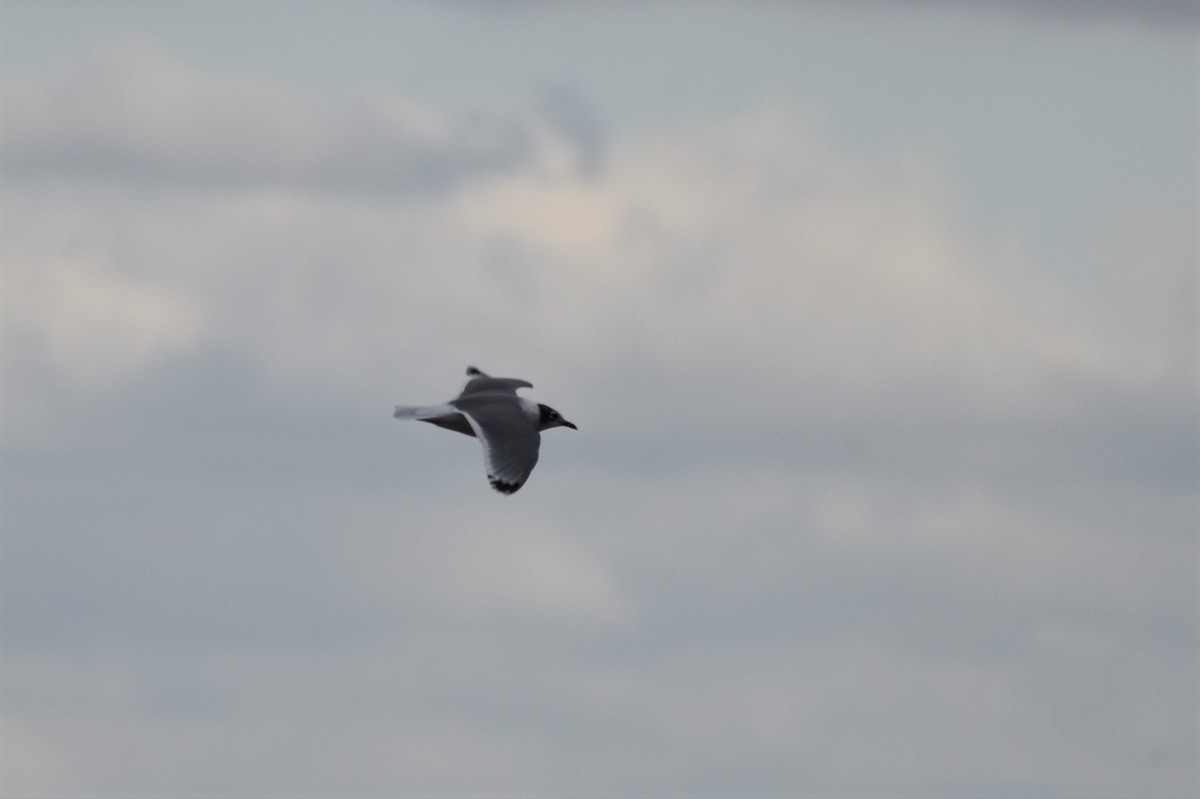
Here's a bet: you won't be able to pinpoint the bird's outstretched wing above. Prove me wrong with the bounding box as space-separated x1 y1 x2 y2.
457 366 532 398
453 394 541 494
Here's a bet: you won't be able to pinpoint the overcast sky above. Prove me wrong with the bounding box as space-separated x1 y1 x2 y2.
1 1 1197 796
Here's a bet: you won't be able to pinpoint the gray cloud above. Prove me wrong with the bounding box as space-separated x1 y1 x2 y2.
795 0 1199 24
4 364 1194 792
540 86 607 179
476 0 1199 24
947 0 1199 23
2 34 1195 797
1 43 597 196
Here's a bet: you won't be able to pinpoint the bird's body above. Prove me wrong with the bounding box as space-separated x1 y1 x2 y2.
393 366 576 494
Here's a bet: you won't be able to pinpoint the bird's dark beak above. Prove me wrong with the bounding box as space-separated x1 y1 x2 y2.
562 419 578 430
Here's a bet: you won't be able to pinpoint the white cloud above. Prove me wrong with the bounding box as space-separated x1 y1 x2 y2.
445 109 1135 435
0 719 78 795
1 40 574 194
336 497 636 629
2 47 1150 434
4 251 200 392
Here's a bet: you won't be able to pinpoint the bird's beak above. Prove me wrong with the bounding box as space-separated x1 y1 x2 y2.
562 419 578 430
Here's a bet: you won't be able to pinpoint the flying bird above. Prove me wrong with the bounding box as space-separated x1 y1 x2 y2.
393 366 577 494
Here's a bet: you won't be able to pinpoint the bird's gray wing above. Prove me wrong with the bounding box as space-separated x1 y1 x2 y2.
452 394 541 494
457 366 532 398
457 376 533 398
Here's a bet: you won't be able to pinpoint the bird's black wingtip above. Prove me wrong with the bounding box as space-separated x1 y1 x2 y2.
489 476 523 494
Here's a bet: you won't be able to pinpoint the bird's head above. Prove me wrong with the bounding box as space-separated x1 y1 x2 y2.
537 404 577 431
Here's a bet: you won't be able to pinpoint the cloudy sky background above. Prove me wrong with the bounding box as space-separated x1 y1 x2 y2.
2 1 1196 796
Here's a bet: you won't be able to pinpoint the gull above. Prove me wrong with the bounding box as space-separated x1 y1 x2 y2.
393 366 577 494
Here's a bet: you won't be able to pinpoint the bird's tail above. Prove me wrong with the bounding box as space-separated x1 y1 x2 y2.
392 403 457 420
